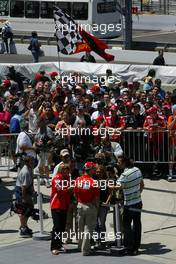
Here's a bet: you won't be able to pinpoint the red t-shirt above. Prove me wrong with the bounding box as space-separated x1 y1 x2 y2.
50 173 71 210
143 114 166 142
74 174 99 204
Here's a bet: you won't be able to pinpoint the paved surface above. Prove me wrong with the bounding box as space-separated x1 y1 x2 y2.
0 240 160 264
0 175 176 264
132 30 176 44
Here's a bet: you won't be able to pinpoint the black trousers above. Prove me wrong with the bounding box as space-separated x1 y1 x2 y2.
50 209 67 251
123 202 142 252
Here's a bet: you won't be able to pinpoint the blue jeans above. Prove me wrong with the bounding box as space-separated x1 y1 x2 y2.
95 206 108 242
32 51 39 63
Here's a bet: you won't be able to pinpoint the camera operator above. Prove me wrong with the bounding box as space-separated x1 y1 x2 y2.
15 118 36 169
98 136 123 165
14 154 34 238
34 116 54 187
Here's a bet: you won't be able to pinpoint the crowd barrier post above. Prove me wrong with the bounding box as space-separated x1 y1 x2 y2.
33 173 51 240
110 202 125 255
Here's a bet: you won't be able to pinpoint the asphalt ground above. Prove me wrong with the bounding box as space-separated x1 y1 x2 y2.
0 240 160 264
0 175 176 264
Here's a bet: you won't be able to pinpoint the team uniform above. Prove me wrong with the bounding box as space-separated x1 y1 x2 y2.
50 171 71 252
74 169 99 255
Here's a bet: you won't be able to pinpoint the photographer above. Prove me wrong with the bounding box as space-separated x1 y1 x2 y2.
34 116 54 186
14 155 34 238
16 119 36 168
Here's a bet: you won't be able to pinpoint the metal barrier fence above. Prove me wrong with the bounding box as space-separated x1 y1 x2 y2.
0 134 18 178
121 129 175 164
0 130 175 177
132 0 176 15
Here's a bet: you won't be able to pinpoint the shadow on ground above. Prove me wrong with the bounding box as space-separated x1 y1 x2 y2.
0 229 18 234
140 242 172 255
0 181 14 216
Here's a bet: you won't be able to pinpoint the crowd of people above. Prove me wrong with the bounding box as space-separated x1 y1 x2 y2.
0 66 176 176
0 65 175 255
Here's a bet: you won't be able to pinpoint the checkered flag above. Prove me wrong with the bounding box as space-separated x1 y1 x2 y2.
53 7 83 55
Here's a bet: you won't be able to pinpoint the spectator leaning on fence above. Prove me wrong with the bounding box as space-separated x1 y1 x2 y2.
143 105 167 177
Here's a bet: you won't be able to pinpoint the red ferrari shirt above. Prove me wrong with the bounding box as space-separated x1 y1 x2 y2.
143 114 167 142
74 174 99 204
50 173 71 210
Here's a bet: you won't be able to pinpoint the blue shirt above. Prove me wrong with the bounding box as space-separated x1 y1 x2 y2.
10 114 21 133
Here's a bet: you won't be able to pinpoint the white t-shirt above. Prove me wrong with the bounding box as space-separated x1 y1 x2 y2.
28 108 38 133
16 131 36 158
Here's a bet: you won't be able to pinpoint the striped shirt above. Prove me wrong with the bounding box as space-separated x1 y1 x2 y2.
118 167 142 206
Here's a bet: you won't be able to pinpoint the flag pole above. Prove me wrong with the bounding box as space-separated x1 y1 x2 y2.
57 49 61 75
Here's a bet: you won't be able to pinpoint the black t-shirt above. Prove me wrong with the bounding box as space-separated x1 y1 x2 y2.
153 55 165 66
80 54 96 63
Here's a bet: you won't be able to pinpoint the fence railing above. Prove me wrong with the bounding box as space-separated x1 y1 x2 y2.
0 130 175 177
121 129 174 164
132 0 176 15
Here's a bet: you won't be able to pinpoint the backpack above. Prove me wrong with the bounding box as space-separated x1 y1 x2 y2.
29 38 40 51
4 26 13 38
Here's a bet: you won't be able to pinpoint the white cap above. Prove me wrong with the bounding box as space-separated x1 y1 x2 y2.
133 77 140 82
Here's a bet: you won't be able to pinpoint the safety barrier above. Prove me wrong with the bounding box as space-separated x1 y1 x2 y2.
121 129 175 164
0 133 18 178
0 129 175 178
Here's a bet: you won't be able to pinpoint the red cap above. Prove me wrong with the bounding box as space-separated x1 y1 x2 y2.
49 72 58 78
162 104 170 110
84 161 96 170
3 79 11 88
125 101 133 108
148 106 158 114
110 105 118 111
91 84 100 94
34 73 43 81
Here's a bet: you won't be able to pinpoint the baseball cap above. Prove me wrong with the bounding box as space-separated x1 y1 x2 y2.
125 101 133 108
60 149 70 157
148 105 158 114
84 161 96 170
172 104 176 113
163 104 170 110
3 79 11 88
91 84 100 94
49 72 58 78
133 77 140 82
110 105 118 111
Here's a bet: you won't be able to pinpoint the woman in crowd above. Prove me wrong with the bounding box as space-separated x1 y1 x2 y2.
50 163 71 255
